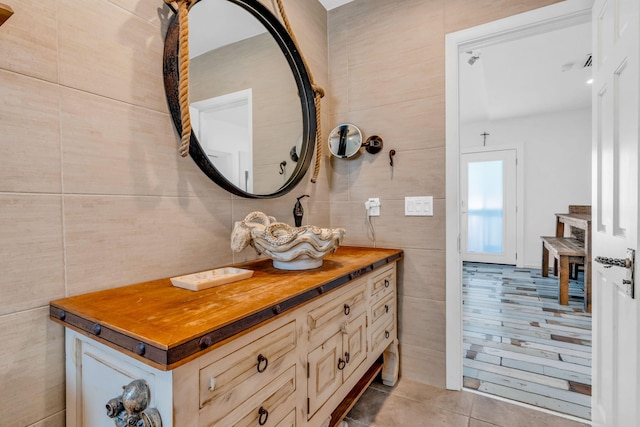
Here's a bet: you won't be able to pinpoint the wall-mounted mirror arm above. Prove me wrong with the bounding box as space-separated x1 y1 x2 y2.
363 135 383 154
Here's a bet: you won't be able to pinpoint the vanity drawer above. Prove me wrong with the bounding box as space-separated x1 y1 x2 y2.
199 321 296 414
370 293 395 328
370 317 395 357
275 409 296 427
307 280 367 344
370 265 395 300
206 365 297 427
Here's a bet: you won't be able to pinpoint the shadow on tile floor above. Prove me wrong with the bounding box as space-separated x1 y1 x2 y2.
345 377 590 427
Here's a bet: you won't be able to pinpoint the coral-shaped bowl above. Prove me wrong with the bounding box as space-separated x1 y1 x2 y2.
231 212 345 270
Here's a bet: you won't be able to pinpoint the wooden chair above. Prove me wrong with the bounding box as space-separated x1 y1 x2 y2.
560 205 591 279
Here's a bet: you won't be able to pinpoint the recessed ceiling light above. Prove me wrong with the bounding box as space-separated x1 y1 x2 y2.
586 78 594 85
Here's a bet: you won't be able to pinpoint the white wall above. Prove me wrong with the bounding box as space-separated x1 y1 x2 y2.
461 107 591 268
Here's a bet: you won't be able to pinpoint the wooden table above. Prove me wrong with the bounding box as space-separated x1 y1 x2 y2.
556 213 591 313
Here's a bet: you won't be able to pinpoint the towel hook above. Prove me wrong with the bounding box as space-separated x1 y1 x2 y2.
389 149 396 167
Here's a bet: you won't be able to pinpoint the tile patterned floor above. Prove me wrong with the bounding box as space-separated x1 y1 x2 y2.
345 377 590 426
462 262 592 420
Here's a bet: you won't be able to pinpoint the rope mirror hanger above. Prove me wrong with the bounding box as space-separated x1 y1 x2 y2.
164 0 195 158
274 0 325 184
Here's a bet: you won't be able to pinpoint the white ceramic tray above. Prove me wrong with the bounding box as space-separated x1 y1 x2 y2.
170 267 254 291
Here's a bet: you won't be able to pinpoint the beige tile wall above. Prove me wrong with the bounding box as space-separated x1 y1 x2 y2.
0 0 328 424
0 0 567 422
326 0 562 387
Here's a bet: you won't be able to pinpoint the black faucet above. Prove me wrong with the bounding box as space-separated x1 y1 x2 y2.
293 195 310 227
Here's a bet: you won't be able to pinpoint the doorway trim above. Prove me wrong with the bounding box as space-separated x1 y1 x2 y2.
445 0 593 390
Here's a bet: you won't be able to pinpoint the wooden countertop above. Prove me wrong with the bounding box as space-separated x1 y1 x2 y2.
50 246 402 370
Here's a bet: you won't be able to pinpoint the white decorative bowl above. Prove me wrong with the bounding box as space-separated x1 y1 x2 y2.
230 212 345 270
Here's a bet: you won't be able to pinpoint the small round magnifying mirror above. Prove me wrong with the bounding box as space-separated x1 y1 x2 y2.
328 123 362 158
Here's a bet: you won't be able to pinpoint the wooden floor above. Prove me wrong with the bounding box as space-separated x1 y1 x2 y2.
462 262 592 420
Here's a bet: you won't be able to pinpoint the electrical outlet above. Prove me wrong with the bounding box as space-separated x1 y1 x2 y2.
366 198 381 216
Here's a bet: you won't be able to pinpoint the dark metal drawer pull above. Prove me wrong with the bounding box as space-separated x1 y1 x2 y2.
257 354 268 373
385 330 390 339
338 358 346 370
385 304 389 313
344 304 350 315
258 407 269 425
384 279 390 288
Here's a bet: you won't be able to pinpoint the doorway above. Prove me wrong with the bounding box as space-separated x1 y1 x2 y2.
445 0 593 418
461 148 517 265
190 88 253 192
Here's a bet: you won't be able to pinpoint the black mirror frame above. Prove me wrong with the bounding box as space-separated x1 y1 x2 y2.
163 0 316 199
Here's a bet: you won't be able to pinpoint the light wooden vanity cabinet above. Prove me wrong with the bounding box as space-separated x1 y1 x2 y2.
50 247 402 427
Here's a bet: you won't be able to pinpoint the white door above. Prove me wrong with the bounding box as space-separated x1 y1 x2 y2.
591 0 639 425
461 149 517 264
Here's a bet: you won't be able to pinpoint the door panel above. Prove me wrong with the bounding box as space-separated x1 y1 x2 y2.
591 0 639 425
307 332 342 417
461 149 517 264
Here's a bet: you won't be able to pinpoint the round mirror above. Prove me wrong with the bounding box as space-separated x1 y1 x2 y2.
328 123 362 158
163 0 316 198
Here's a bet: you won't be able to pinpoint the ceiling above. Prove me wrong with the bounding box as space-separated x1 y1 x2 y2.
190 1 591 123
460 21 592 123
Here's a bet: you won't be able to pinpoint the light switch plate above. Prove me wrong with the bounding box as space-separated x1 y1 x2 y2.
405 196 433 216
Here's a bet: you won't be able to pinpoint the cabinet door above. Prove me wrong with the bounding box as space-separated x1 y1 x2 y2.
68 333 170 427
341 313 367 382
307 332 343 417
81 347 146 427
